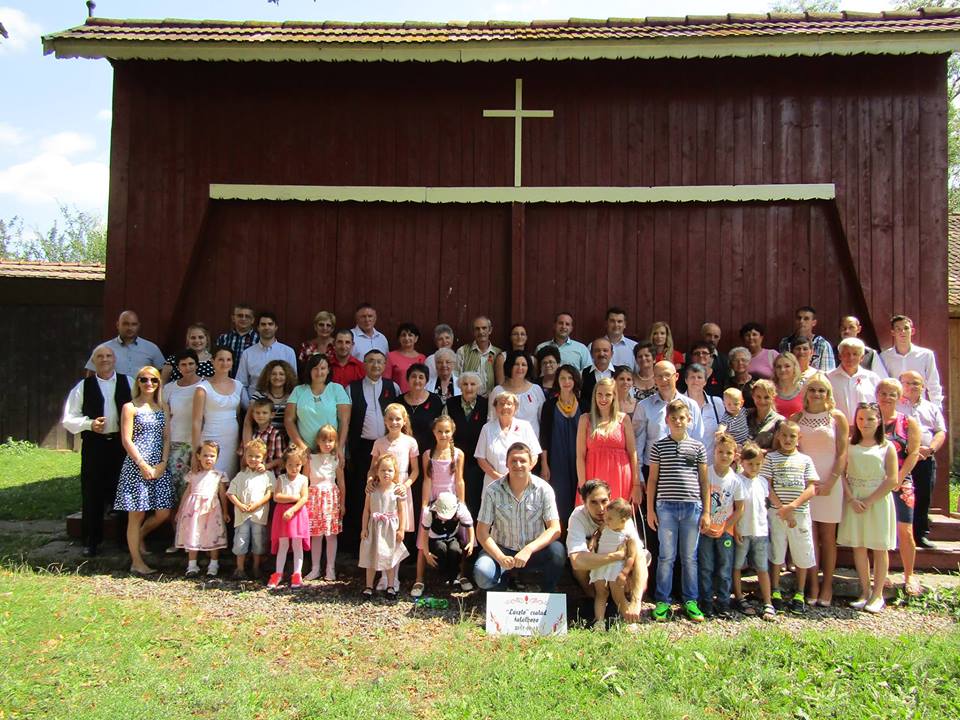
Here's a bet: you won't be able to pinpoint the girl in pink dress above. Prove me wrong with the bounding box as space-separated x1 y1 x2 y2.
576 378 639 504
176 440 230 577
268 447 310 590
359 454 409 599
304 425 345 582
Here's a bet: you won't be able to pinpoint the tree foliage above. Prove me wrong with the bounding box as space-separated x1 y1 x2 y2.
0 204 106 264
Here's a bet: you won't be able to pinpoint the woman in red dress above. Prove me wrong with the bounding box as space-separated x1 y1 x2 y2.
575 377 639 503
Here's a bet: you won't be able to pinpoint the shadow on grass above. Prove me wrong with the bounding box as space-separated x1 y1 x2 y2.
0 475 80 521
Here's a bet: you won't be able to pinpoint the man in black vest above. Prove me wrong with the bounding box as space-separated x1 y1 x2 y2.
580 337 614 412
344 349 400 551
62 345 133 556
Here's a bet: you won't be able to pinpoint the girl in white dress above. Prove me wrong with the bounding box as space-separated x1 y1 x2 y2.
359 454 409 599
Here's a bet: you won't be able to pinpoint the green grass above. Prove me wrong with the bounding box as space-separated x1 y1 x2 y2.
1 569 959 720
0 440 80 521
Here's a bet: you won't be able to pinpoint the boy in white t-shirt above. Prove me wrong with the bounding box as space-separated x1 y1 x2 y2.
226 440 274 580
697 433 745 618
732 442 776 620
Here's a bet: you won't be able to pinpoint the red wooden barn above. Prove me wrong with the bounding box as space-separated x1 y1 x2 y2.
44 10 959 512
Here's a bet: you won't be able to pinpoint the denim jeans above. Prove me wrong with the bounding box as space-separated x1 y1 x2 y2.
697 533 735 608
654 500 702 603
473 541 566 592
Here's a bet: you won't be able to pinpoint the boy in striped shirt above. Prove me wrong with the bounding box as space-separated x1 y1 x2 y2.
647 399 710 622
761 420 819 614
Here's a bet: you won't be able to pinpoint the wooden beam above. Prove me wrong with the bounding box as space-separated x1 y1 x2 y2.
510 202 525 322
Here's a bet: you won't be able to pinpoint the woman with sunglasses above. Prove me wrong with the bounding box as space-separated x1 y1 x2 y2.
115 365 176 575
298 310 337 364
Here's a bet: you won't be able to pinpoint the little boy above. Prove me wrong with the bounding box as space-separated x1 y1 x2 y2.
732 442 776 620
698 434 745 618
647 400 710 623
420 491 475 590
226 439 274 580
761 421 819 614
719 388 750 446
250 398 284 473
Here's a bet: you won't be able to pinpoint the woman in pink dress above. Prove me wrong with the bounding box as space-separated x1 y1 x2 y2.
791 373 849 606
385 322 426 394
773 352 805 418
575 377 639 503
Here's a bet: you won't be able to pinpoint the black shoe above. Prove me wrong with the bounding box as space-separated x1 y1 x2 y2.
700 602 714 618
916 536 937 549
81 545 97 558
789 597 807 615
715 605 733 620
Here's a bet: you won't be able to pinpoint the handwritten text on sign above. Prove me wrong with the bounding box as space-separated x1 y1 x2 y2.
485 592 567 636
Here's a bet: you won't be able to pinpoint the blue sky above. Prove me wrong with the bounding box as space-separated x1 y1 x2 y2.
0 0 893 234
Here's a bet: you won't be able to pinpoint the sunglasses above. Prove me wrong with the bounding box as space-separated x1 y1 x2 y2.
138 376 159 385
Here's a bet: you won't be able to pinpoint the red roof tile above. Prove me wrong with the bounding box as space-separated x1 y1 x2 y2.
0 261 105 281
949 214 960 308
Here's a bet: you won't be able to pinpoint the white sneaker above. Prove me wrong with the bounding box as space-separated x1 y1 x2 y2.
206 563 219 577
850 598 868 610
864 598 886 614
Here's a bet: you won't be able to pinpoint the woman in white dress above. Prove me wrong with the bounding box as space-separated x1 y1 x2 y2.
192 346 243 477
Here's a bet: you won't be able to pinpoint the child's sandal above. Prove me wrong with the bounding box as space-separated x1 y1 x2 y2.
385 587 398 601
361 587 374 599
761 604 777 621
734 597 755 616
410 582 425 598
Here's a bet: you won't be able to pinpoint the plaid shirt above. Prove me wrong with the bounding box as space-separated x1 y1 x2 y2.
477 474 559 551
216 329 260 378
254 424 284 469
777 334 836 372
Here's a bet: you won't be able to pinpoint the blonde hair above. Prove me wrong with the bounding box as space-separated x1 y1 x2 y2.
773 352 801 392
315 423 339 446
802 372 836 412
186 323 212 351
751 378 777 400
723 387 743 404
589 377 622 438
372 453 401 483
132 365 163 403
494 391 519 410
313 309 337 328
244 439 267 455
876 378 903 397
649 321 675 359
383 403 412 435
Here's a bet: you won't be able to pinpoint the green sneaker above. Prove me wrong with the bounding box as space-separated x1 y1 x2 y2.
771 590 784 612
684 600 705 623
652 602 671 622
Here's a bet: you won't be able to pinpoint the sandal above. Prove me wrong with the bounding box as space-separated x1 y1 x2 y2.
410 582 425 599
761 604 777 621
734 597 756 616
385 587 398 601
456 576 473 592
361 587 374 599
904 577 923 597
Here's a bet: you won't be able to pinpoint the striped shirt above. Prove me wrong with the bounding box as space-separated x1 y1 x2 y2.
721 410 750 445
760 451 818 513
477 474 559 551
650 435 707 503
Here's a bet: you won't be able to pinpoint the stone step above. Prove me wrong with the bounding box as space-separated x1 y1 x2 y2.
837 540 960 572
927 513 960 541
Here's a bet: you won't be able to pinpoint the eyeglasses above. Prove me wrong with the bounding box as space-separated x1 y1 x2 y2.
856 402 880 409
138 376 159 385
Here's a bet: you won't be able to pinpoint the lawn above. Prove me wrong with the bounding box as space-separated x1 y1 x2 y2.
0 440 79 521
0 568 958 720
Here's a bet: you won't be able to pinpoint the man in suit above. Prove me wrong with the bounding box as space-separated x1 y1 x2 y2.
580 337 615 411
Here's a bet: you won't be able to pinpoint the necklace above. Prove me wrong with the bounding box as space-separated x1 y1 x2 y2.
557 396 577 415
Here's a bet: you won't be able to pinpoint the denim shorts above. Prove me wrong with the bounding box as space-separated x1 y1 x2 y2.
734 535 769 571
233 519 268 555
892 486 915 524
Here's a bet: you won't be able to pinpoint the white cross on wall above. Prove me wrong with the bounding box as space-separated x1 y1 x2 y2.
483 78 555 188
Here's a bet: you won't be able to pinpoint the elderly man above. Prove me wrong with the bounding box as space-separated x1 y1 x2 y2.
579 337 614 411
698 322 729 381
881 314 943 406
778 305 836 371
235 311 297 408
898 371 947 548
837 315 886 376
473 442 565 592
827 337 881 422
536 312 591 371
330 328 365 387
456 315 501 396
63 345 133 556
590 306 637 371
216 302 259 378
85 310 165 378
350 302 389 361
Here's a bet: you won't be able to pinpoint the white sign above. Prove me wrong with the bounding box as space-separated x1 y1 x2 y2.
485 592 567 636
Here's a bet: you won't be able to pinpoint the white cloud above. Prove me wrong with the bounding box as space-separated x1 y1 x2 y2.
0 152 108 211
40 131 96 157
0 7 43 54
0 122 24 147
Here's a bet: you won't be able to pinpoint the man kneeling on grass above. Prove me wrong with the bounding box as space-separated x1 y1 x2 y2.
473 442 565 592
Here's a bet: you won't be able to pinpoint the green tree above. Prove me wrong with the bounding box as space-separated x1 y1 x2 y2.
1 205 106 264
770 0 840 11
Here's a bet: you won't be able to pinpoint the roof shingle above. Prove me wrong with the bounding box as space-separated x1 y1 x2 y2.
0 261 105 281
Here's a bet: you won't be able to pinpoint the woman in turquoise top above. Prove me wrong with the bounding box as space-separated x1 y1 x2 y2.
285 354 351 457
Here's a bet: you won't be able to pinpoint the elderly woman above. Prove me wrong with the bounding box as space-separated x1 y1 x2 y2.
298 309 336 363
192 347 243 476
876 378 923 596
632 341 657 400
488 350 546 437
536 345 562 398
740 322 779 380
395 363 443 457
425 323 457 384
539 364 583 522
790 373 849 606
385 322 427 394
447 371 489 518
684 363 725 461
726 346 756 408
495 323 537 385
429 347 460 403
285 354 351 454
790 336 818 382
475 391 541 487
773 352 805 418
576 377 638 504
747 379 784 450
161 323 214 383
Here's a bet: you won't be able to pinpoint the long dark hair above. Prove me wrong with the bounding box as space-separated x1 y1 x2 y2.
851 402 886 446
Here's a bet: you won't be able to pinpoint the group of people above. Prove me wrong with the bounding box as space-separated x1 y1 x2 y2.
62 302 946 623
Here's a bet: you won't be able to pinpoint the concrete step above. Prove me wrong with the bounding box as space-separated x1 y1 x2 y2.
837 540 960 573
927 513 960 541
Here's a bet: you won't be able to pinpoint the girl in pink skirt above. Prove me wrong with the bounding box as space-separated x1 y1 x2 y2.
176 440 230 577
268 447 310 590
304 425 345 582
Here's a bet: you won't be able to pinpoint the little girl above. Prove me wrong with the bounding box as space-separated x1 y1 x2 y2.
359 454 409 599
838 402 898 614
589 499 639 629
268 447 310 590
176 440 230 577
304 424 345 581
412 416 467 597
369 403 420 591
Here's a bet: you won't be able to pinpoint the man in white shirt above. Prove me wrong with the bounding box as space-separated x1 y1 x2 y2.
235 312 297 408
63 345 134 556
536 312 591 370
350 302 389 361
827 338 881 422
880 314 943 406
84 310 165 378
590 306 637 371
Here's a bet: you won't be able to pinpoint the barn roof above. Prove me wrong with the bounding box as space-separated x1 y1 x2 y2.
949 214 960 310
42 8 960 62
0 260 105 281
